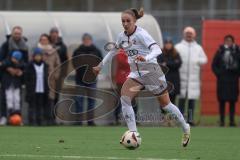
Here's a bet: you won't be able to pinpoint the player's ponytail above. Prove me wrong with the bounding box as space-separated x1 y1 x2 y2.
123 7 144 20
131 8 144 19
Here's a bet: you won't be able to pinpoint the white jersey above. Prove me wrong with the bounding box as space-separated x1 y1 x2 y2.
116 26 161 78
102 26 162 79
116 26 158 65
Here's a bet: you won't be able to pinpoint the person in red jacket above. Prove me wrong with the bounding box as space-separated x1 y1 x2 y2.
112 49 137 125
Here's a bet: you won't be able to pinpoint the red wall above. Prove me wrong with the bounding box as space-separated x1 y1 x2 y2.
201 20 240 115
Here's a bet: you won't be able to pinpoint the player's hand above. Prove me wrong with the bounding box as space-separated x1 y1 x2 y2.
92 64 102 76
135 55 146 62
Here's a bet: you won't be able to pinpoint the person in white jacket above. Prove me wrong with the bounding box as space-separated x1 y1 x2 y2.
175 26 208 126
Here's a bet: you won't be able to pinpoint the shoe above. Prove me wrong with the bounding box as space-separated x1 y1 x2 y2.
229 122 236 127
187 121 195 127
0 117 7 126
88 121 96 126
182 123 190 147
219 122 225 127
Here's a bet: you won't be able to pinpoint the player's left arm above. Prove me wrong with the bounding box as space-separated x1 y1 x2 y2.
136 30 162 62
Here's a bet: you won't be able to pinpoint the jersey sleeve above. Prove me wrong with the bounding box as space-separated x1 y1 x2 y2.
101 33 122 66
137 29 157 49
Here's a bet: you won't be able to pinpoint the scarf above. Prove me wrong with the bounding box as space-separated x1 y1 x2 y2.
8 37 28 52
37 43 55 55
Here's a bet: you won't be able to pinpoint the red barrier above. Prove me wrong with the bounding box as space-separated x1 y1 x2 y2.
201 20 240 115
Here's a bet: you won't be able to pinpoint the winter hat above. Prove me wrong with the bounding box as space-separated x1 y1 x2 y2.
82 33 92 40
33 47 43 56
11 51 22 61
50 27 59 33
164 37 173 44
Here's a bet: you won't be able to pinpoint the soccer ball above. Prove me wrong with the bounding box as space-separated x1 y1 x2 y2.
120 130 141 150
9 114 22 126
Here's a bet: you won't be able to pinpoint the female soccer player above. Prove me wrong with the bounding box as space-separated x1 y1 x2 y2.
93 8 190 147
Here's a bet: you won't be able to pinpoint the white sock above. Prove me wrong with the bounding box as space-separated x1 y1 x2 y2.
121 96 137 132
162 102 189 133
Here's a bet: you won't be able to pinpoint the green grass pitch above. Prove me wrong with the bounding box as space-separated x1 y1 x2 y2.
0 126 239 160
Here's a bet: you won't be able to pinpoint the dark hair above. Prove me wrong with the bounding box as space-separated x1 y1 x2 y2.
123 7 144 20
39 33 50 42
224 34 235 43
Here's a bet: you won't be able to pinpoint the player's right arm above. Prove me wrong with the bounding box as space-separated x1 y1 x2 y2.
92 34 122 76
92 48 117 75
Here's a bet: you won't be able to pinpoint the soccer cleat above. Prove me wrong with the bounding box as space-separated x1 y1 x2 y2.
182 123 190 147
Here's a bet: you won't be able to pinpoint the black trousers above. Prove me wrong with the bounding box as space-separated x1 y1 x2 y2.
178 98 195 123
45 99 56 125
28 93 45 126
0 86 7 117
219 100 236 125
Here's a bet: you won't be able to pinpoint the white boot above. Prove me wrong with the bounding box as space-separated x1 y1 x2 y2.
182 123 190 147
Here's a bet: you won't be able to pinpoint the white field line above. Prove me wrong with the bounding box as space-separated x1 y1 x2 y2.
0 154 190 160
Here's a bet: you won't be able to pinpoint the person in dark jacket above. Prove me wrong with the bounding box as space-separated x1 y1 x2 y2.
0 26 28 125
212 35 240 127
157 39 182 104
72 33 103 126
0 26 28 64
49 27 68 64
49 27 69 104
25 48 49 126
1 51 24 119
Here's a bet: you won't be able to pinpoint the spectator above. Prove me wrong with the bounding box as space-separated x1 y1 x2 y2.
38 34 60 125
157 39 182 104
49 27 68 64
1 51 24 120
212 35 240 127
72 33 102 126
0 26 28 125
0 26 28 63
175 26 208 126
25 48 49 126
49 27 69 104
112 49 138 125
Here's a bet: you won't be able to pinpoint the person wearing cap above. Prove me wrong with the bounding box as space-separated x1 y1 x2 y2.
175 26 208 126
25 48 49 126
49 27 69 104
1 51 25 121
49 27 68 64
72 33 103 126
157 38 182 104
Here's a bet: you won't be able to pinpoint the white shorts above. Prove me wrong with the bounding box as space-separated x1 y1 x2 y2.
128 63 168 95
